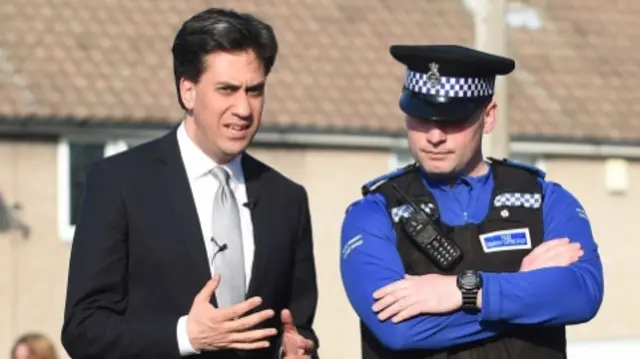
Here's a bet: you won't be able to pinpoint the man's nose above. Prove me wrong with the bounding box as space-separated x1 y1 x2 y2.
232 93 252 118
425 125 446 145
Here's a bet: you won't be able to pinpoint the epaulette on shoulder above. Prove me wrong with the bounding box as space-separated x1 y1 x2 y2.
361 162 418 196
488 156 546 179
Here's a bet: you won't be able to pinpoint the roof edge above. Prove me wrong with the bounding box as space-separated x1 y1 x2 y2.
511 140 640 159
2 119 640 158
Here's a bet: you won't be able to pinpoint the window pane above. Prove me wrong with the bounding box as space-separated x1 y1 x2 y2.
69 143 104 226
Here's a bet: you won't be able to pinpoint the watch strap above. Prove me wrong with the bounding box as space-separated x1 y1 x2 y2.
461 290 478 309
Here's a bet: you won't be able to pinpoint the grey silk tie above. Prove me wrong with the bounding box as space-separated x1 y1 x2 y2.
210 166 246 307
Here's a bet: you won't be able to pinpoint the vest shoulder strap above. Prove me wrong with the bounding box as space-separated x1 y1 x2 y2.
361 162 419 196
488 157 545 211
487 156 546 179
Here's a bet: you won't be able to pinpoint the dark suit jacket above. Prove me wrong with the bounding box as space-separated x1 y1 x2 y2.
61 128 319 359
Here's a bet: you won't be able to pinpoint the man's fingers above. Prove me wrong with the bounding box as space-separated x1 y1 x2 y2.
377 296 413 321
373 280 407 300
195 274 220 304
372 289 404 313
299 338 315 350
526 238 581 265
391 305 421 324
222 296 264 320
527 243 584 270
281 309 297 330
547 246 584 266
531 237 570 256
228 309 275 331
227 340 272 350
228 328 279 343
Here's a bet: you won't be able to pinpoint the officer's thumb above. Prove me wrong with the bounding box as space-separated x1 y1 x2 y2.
195 274 220 303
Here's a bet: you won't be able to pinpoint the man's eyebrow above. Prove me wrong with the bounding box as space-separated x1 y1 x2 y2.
216 81 241 88
246 81 265 91
215 81 265 91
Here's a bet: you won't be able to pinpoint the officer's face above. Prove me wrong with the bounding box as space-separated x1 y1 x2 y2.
406 102 497 177
179 49 266 164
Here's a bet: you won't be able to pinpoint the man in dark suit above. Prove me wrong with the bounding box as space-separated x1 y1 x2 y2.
61 8 319 359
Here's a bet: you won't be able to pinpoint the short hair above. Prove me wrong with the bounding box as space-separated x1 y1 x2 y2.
171 8 279 110
11 332 59 359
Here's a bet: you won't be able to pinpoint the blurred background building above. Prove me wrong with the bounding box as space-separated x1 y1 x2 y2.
1 0 639 358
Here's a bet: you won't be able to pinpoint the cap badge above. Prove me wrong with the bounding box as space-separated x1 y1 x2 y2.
426 62 442 89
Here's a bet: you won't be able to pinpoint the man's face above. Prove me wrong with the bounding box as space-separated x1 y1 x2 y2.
180 49 266 163
13 344 32 359
406 102 497 177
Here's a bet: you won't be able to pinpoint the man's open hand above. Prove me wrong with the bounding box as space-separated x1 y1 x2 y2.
520 237 583 272
281 309 314 359
372 274 460 323
187 274 278 351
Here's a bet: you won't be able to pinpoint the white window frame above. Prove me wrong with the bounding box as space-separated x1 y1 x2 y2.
57 137 131 242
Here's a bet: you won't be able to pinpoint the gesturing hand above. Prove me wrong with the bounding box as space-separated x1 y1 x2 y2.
520 237 583 272
281 309 314 359
372 274 460 323
187 274 278 351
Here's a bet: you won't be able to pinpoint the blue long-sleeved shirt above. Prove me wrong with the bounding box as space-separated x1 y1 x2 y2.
339 165 604 351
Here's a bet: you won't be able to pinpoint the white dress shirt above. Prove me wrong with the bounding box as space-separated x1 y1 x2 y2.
175 122 255 356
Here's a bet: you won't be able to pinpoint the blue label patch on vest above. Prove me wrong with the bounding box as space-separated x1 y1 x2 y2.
479 228 532 253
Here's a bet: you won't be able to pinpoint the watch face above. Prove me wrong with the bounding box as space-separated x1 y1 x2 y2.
459 271 480 289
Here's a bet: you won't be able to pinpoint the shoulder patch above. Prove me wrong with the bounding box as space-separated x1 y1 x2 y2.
361 162 417 196
488 157 546 179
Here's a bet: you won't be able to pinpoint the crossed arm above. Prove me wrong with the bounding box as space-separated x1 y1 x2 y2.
339 183 604 351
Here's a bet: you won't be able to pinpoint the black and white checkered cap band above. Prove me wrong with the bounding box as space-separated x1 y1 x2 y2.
404 70 495 98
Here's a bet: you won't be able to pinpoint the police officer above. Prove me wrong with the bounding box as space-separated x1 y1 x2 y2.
339 44 604 359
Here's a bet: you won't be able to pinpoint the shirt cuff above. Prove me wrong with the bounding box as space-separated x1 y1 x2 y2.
479 272 502 321
177 315 200 356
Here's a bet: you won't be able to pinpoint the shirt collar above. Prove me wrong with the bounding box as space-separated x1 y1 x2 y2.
419 163 492 190
176 121 245 185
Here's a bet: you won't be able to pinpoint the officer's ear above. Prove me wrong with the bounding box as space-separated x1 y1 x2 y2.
482 100 498 134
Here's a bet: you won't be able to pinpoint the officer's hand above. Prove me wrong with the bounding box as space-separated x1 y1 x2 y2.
520 237 583 272
372 274 459 323
187 274 278 352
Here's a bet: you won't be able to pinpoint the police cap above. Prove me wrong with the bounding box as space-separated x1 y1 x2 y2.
390 44 515 122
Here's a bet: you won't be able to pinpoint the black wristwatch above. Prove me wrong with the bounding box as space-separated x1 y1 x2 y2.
457 270 482 311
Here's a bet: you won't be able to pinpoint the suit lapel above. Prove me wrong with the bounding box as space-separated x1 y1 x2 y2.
156 128 213 303
242 154 271 297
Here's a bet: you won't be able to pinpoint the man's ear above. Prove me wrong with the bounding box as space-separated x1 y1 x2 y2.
179 78 196 111
482 100 498 135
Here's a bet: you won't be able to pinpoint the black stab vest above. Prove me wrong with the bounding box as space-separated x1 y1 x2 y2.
359 159 566 359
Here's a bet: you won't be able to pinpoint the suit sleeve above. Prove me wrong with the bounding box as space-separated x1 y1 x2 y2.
480 181 604 325
340 194 502 351
61 160 180 359
283 185 320 358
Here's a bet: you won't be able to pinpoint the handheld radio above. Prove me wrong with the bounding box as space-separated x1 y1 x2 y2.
391 184 463 271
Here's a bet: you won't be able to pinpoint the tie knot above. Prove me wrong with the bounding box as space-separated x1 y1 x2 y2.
211 166 231 187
